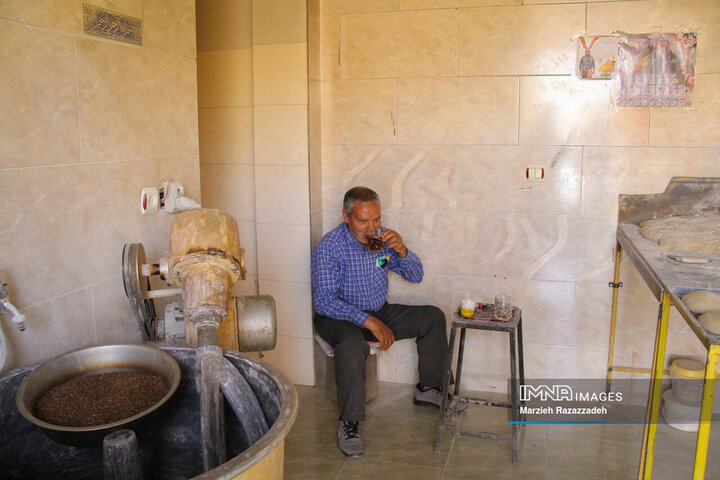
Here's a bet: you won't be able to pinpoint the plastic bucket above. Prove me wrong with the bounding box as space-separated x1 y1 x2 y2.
662 388 700 432
669 358 705 405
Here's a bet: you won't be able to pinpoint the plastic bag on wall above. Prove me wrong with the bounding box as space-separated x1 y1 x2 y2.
615 32 697 108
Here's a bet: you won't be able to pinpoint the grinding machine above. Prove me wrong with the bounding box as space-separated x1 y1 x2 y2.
2 208 297 480
122 207 277 353
604 177 720 480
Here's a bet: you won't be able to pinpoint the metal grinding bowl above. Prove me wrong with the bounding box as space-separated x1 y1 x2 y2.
15 344 181 444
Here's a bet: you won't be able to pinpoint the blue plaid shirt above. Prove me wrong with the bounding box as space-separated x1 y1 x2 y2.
311 222 424 326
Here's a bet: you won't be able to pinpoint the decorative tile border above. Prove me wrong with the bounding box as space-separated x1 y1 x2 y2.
82 3 142 47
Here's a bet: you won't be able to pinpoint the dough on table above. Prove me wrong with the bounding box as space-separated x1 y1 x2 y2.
682 290 720 314
638 215 720 255
699 311 720 335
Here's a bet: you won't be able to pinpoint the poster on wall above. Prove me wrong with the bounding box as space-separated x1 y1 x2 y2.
615 32 697 108
576 35 619 80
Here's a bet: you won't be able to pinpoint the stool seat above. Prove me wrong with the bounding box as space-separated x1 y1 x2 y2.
434 308 525 463
314 334 379 403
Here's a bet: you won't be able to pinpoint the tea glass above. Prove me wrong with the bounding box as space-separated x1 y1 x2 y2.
366 229 384 252
494 294 513 321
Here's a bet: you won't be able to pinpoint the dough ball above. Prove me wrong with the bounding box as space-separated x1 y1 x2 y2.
682 290 720 314
699 311 720 335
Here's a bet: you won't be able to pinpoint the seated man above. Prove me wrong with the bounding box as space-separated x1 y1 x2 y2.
311 186 465 458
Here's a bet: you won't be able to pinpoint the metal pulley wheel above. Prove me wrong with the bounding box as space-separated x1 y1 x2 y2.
122 243 156 340
235 295 277 352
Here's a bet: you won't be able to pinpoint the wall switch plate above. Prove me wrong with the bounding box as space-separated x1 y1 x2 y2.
526 165 544 182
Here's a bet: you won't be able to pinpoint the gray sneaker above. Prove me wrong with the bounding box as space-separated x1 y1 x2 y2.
413 384 468 412
338 419 364 458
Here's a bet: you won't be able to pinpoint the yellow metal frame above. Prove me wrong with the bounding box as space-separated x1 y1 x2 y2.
606 243 719 480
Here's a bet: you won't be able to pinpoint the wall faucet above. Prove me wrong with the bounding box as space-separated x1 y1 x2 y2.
0 274 26 331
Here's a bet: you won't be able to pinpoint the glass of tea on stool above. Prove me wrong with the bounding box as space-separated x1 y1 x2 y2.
366 229 385 252
494 294 512 321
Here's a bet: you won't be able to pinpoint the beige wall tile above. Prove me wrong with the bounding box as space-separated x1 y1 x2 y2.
199 106 254 165
321 0 398 15
524 344 609 379
261 334 314 385
3 288 95 372
388 210 516 278
0 0 80 34
458 4 584 76
256 224 311 282
308 6 321 80
258 279 313 339
513 214 616 283
320 15 340 80
581 147 720 217
233 272 259 296
253 43 308 105
323 145 456 212
93 0 143 18
253 0 306 45
143 0 196 57
513 279 576 346
320 144 343 212
308 80 322 146
198 48 254 108
77 39 198 161
197 0 252 51
588 0 720 73
0 20 79 167
573 283 612 348
650 74 720 147
458 146 582 215
321 79 397 144
0 157 198 310
388 274 455 320
309 146 323 213
200 163 256 221
377 348 397 382
254 105 309 166
93 275 144 345
255 165 310 225
452 329 512 391
229 220 258 278
398 77 519 145
392 337 419 385
526 0 616 3
341 9 456 79
615 261 706 359
309 209 324 249
400 0 519 8
1 3 199 370
519 76 650 146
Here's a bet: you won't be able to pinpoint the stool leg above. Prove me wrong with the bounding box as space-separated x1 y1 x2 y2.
454 328 467 396
518 317 525 394
510 329 518 464
435 325 458 453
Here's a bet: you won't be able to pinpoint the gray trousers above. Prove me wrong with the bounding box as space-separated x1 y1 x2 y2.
314 303 448 422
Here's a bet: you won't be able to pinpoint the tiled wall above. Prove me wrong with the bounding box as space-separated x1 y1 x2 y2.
315 0 720 392
252 0 313 386
198 0 314 385
197 0 258 298
0 0 199 372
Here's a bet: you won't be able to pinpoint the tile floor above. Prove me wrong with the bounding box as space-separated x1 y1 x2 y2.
283 382 720 480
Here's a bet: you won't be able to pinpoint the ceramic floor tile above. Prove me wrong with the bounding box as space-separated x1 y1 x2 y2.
284 383 720 480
